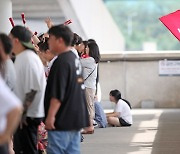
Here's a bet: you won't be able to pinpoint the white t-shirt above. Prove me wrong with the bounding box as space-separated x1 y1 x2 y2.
4 58 16 91
80 57 97 89
14 50 46 118
115 99 133 124
44 56 57 78
71 48 79 58
0 75 21 134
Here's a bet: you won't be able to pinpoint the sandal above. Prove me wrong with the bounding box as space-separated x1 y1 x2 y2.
81 129 94 134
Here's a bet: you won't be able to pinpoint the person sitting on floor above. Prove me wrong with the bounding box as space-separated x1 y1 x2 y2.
106 89 132 127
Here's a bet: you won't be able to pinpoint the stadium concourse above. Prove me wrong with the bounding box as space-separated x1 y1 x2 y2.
81 109 180 154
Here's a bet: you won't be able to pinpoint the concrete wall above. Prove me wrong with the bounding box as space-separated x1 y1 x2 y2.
100 51 180 108
0 0 12 34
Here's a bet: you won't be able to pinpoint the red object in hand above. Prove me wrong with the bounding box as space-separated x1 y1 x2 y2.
64 19 72 25
9 18 15 27
32 32 38 38
21 13 26 25
34 31 38 35
159 10 180 41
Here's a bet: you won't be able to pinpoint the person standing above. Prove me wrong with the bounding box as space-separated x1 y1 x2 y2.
44 24 89 154
0 33 17 154
71 33 83 58
0 34 16 91
9 26 46 154
0 76 22 154
38 37 57 78
80 41 100 133
0 33 22 154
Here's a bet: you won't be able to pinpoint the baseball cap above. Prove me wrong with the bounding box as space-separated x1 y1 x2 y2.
10 25 34 49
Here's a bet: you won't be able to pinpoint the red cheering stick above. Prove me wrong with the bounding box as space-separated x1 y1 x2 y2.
21 13 26 25
31 32 37 44
9 18 15 27
33 31 38 36
64 19 72 25
31 31 41 45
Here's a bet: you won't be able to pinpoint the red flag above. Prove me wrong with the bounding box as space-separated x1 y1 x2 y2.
159 10 180 41
34 31 38 36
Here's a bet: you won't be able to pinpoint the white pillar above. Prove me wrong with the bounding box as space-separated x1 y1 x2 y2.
0 0 12 34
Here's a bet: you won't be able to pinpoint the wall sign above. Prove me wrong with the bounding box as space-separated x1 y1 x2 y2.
159 60 180 76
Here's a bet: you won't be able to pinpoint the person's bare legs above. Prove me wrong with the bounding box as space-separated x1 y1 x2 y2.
107 117 121 127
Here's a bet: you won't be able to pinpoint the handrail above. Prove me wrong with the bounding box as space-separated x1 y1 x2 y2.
100 51 180 62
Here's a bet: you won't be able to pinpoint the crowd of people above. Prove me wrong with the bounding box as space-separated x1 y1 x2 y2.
0 17 132 154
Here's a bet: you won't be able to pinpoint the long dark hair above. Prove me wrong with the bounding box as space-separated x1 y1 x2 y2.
88 41 100 64
0 33 12 77
82 41 88 55
110 89 132 109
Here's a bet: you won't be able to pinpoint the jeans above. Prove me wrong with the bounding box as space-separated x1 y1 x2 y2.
47 130 80 154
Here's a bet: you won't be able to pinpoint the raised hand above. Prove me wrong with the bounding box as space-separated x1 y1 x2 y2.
45 17 53 29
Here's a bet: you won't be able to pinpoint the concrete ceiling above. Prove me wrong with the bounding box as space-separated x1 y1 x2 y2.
12 0 64 20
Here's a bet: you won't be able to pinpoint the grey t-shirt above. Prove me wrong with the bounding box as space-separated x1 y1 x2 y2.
80 57 97 89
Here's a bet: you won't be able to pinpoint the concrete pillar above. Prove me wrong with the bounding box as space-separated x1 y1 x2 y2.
0 0 12 34
58 0 125 53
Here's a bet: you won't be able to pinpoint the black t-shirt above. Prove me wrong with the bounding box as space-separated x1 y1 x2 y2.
44 51 89 130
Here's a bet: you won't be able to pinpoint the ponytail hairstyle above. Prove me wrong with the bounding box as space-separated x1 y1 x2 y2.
121 98 132 109
109 89 132 109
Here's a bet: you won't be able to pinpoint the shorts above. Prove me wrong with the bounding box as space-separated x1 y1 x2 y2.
119 118 131 127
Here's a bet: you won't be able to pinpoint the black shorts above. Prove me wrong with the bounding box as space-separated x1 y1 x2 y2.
119 118 131 127
13 117 43 154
